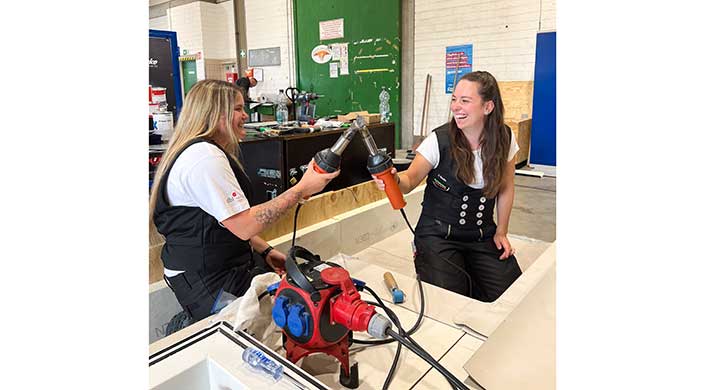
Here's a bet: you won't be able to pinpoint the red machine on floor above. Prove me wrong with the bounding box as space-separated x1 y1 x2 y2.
269 246 390 388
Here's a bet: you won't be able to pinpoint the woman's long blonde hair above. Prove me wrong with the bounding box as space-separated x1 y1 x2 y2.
149 79 245 243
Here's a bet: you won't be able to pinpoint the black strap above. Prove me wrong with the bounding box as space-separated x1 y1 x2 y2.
285 246 320 295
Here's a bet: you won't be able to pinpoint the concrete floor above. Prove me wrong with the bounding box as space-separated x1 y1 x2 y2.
509 174 556 242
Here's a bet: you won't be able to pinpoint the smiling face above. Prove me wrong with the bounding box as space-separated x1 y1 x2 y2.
450 79 495 132
231 92 249 140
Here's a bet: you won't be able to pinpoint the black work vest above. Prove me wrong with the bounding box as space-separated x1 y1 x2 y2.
153 138 254 275
421 124 497 232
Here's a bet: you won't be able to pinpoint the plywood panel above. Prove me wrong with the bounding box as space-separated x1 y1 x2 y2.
506 118 532 165
499 81 534 121
258 180 387 241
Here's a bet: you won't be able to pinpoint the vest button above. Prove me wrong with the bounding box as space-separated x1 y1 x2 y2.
462 195 469 201
461 204 468 210
480 197 486 203
459 219 466 225
476 220 483 226
460 211 466 217
476 212 483 218
478 205 485 211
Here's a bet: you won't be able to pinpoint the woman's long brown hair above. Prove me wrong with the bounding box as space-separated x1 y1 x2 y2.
448 71 510 198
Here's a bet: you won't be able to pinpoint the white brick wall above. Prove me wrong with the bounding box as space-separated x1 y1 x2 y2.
149 15 169 31
159 2 204 55
244 0 293 98
201 1 236 59
413 0 556 134
540 0 556 32
149 0 291 97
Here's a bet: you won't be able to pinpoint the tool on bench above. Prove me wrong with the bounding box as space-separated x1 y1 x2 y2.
285 87 323 124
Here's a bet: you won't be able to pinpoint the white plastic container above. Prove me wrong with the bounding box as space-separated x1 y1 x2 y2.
153 111 174 141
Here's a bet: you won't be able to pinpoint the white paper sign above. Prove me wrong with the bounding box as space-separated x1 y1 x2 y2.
319 18 344 40
331 45 341 61
330 62 339 78
339 43 349 75
252 68 264 82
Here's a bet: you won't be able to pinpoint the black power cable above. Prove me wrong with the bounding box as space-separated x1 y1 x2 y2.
352 276 424 346
291 202 303 247
386 328 470 390
363 281 459 390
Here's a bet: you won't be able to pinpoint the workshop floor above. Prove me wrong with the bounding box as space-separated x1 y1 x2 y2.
351 172 556 273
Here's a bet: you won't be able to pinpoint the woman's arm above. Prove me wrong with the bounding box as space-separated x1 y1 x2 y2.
222 160 339 240
373 153 433 194
250 235 286 274
494 156 517 259
249 235 271 254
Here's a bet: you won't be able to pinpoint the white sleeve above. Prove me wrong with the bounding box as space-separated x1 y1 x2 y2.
180 153 251 222
415 131 440 169
508 129 520 161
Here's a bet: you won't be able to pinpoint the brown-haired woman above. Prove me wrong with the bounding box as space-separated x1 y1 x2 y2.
150 79 339 321
373 71 521 301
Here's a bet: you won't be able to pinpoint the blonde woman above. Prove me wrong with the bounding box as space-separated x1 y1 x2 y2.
150 80 338 321
374 71 521 301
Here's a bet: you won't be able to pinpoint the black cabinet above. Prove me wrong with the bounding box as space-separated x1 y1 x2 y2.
238 138 286 206
149 123 395 204
239 123 395 206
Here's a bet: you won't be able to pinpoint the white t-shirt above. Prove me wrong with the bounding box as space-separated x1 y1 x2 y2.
163 142 251 276
416 130 519 189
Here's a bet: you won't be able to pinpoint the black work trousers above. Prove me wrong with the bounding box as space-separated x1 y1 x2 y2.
164 252 272 321
413 216 522 302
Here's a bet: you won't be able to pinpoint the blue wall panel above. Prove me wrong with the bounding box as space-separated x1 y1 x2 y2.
530 32 556 166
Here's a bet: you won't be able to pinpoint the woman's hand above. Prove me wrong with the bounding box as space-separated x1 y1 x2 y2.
297 159 340 197
372 167 398 191
265 248 287 275
493 231 515 260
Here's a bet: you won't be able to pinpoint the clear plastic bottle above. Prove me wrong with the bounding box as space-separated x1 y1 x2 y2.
242 347 283 382
379 87 391 123
276 89 288 124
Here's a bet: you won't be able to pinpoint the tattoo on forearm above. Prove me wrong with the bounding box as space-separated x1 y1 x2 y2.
253 189 303 226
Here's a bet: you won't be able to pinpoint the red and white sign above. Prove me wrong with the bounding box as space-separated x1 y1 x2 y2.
319 18 344 40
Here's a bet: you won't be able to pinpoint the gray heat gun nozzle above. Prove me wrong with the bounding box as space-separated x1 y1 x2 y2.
329 125 359 156
355 116 380 155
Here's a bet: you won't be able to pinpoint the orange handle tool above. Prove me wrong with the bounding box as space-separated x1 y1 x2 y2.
374 167 406 210
304 160 334 200
313 163 327 174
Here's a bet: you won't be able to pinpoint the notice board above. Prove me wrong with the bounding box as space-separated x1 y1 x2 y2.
293 0 402 147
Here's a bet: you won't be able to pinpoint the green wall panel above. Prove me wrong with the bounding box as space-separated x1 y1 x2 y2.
294 0 401 147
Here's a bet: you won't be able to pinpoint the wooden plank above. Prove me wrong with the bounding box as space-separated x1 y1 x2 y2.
498 81 534 121
506 118 532 165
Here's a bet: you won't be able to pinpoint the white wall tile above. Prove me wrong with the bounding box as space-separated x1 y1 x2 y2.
412 0 556 134
244 0 293 98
